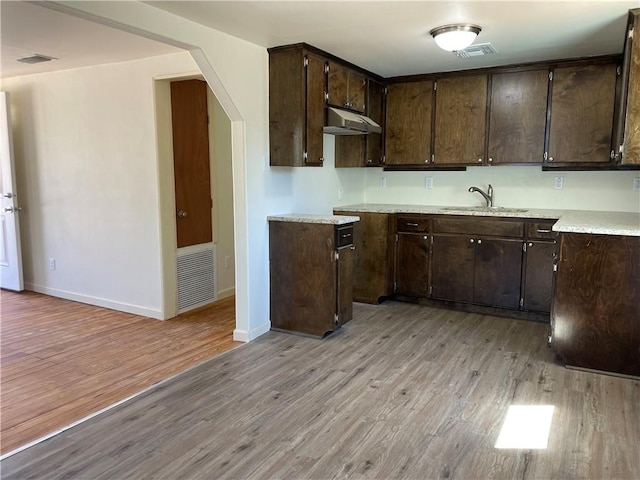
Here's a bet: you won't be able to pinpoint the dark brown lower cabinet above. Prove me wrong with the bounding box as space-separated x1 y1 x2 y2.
333 211 393 304
552 233 640 376
523 241 556 312
431 235 475 303
269 220 355 337
431 235 522 308
396 233 430 297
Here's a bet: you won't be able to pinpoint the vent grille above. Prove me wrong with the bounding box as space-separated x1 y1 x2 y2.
456 43 498 58
177 245 217 313
17 54 57 64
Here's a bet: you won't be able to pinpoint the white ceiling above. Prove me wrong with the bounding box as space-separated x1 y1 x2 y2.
1 1 639 80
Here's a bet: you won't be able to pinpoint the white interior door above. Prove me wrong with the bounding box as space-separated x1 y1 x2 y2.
0 91 24 291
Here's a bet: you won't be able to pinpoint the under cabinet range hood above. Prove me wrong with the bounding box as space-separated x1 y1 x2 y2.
323 107 382 135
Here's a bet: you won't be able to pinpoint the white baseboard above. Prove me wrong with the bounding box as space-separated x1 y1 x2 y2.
217 286 235 299
25 283 164 320
233 320 270 343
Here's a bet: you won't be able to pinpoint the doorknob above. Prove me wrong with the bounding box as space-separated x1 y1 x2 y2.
4 206 22 213
177 210 188 219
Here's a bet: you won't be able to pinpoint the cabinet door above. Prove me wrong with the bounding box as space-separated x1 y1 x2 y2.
621 11 640 164
523 241 556 313
396 233 430 297
474 238 522 309
488 70 548 164
334 211 392 303
337 245 355 325
547 63 617 164
366 79 384 166
434 75 487 165
431 235 475 303
305 53 327 166
385 81 433 165
328 62 366 113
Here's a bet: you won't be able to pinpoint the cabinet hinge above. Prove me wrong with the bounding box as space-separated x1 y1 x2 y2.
429 285 433 296
335 251 339 261
304 56 309 67
523 242 527 252
543 151 548 161
381 155 386 165
324 63 329 74
433 81 437 91
324 91 329 102
430 236 434 245
610 149 615 160
334 313 339 324
553 263 558 272
395 234 399 243
617 65 622 76
431 154 435 163
549 71 553 81
619 143 625 154
629 27 634 39
383 87 388 96
519 298 524 308
303 151 308 163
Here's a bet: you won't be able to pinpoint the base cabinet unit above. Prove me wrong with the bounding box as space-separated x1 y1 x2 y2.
269 218 357 337
395 215 431 297
551 232 640 376
333 211 393 303
522 221 559 313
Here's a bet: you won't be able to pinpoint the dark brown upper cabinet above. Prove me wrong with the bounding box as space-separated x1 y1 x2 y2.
327 61 367 113
384 81 433 165
269 46 326 167
433 74 488 166
616 8 640 165
488 69 549 164
546 63 617 165
334 78 385 168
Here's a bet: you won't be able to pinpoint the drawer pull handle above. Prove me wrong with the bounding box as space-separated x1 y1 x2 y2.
341 233 352 238
406 222 419 227
537 229 552 234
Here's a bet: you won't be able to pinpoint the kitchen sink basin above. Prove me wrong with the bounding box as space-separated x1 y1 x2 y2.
441 206 529 213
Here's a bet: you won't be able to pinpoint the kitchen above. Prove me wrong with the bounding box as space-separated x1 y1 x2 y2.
1 2 639 477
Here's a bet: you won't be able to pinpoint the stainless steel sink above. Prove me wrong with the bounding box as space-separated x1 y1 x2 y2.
441 206 529 213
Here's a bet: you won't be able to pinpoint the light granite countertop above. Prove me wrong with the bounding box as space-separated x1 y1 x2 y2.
268 213 360 225
333 203 640 237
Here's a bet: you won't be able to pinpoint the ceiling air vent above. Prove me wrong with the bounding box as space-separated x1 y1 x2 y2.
17 54 57 65
456 43 498 58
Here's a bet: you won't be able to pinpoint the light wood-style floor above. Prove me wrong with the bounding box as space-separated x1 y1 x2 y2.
0 290 240 455
2 301 639 479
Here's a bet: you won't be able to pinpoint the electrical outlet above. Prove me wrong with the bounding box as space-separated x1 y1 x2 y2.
425 176 434 189
634 178 640 192
338 189 344 200
49 258 56 271
379 176 387 188
554 176 564 190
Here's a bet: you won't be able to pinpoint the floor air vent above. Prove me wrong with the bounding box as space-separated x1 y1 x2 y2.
177 244 217 313
456 43 498 58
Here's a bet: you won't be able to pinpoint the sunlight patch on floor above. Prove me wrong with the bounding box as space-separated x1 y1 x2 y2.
495 405 555 449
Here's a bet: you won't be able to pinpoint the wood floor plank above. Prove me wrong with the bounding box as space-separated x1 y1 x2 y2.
0 290 239 454
2 300 639 479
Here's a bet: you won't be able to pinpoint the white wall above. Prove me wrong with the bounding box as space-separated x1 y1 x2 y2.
364 166 640 213
1 52 200 318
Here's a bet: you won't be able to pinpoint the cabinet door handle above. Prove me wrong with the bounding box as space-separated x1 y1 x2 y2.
477 239 482 245
537 229 552 234
470 238 475 243
406 222 419 227
341 233 352 238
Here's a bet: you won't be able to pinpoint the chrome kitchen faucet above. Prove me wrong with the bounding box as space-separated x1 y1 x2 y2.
468 184 493 208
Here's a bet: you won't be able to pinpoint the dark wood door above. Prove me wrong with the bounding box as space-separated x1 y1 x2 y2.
385 81 433 165
305 52 326 166
395 233 430 297
434 75 487 165
170 79 212 248
347 70 367 113
547 63 617 164
552 233 640 376
431 235 475 303
621 10 640 164
334 211 392 303
327 62 366 113
337 245 354 325
488 69 548 164
473 238 523 309
523 241 556 313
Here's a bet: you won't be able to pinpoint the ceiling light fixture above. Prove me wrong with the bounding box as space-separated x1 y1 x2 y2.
430 24 482 52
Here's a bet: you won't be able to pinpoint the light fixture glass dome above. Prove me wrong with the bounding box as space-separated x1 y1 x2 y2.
430 24 482 52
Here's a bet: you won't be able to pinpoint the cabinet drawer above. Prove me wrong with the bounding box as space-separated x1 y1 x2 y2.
336 225 354 247
432 217 523 237
396 215 429 233
526 221 558 240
